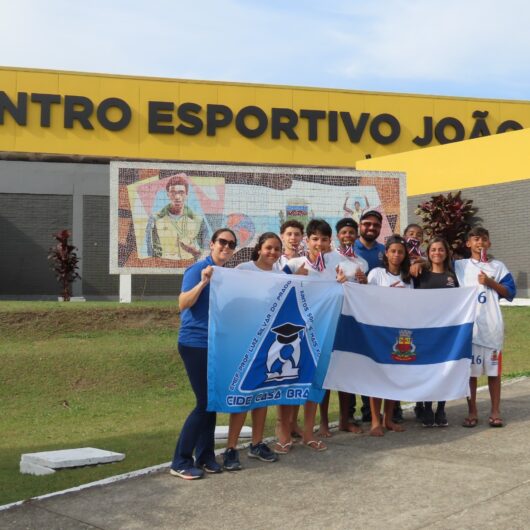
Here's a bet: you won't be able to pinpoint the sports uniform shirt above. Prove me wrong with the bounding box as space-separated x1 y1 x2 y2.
354 239 385 272
454 259 516 350
285 252 364 281
334 249 369 276
413 270 459 289
273 255 290 272
178 255 214 348
367 267 413 288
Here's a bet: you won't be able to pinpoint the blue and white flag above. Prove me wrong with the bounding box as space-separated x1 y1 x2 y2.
316 283 478 402
207 267 343 413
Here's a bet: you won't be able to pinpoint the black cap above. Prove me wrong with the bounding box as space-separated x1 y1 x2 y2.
271 323 305 344
360 210 383 223
336 217 358 233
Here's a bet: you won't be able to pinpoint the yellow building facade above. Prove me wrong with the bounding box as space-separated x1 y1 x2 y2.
1 66 529 166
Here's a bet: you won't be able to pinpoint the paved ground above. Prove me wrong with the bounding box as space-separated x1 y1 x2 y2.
2 378 529 530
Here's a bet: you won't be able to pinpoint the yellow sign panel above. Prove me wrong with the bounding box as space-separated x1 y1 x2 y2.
1 66 529 166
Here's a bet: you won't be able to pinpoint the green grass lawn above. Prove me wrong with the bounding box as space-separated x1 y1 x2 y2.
1 303 528 506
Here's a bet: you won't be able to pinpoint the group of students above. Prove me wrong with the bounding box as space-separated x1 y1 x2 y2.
169 209 516 480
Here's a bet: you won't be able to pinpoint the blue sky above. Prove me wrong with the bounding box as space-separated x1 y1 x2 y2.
1 0 529 100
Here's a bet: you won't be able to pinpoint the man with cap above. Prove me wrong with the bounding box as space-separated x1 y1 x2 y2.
354 210 386 272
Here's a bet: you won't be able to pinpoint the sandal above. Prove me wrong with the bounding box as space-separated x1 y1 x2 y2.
304 439 327 452
272 441 293 454
488 417 504 428
462 417 478 428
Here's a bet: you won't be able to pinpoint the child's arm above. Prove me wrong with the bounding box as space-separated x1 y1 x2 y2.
409 259 428 277
295 263 308 276
478 271 512 299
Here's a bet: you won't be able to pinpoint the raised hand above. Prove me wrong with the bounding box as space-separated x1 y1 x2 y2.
295 262 309 276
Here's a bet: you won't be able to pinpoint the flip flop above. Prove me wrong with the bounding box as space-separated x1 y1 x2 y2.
462 417 478 428
489 417 504 428
272 441 293 454
317 431 332 438
304 439 327 452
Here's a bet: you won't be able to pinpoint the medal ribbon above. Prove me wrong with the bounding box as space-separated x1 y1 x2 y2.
406 237 421 257
338 245 356 258
306 252 325 272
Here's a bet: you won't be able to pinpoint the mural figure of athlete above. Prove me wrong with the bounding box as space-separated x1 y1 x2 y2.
343 193 370 224
147 174 207 261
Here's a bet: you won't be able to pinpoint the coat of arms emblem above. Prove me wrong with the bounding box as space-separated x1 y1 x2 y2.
392 329 416 361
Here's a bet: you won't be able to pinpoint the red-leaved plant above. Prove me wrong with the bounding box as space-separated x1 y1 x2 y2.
48 230 81 301
415 191 477 258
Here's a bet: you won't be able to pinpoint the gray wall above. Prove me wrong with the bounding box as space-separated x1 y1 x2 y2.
0 160 180 299
0 193 72 295
408 179 530 298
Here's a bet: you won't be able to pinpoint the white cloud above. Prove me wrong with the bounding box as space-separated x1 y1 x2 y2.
0 0 529 98
327 0 530 84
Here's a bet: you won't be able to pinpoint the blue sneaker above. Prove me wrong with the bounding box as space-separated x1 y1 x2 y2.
223 448 242 471
169 467 204 480
198 459 223 474
248 442 278 463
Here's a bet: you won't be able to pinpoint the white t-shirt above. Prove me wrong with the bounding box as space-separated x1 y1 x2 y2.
334 249 369 275
236 261 276 273
454 258 515 350
273 255 290 272
285 252 363 281
367 267 413 289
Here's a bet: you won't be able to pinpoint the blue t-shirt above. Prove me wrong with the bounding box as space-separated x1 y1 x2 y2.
354 239 385 272
178 255 214 348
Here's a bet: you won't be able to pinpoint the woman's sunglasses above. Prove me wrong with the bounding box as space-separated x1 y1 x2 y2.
216 238 236 250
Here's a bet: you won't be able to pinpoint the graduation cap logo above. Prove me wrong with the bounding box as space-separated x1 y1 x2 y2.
265 323 305 381
239 287 319 391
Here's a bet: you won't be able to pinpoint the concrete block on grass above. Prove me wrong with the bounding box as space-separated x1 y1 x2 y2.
214 425 252 440
20 447 125 475
20 461 56 476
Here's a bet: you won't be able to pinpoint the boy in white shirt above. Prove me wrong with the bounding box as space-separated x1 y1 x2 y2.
335 217 369 282
284 220 365 281
285 219 368 441
274 220 305 271
283 219 352 450
455 227 516 428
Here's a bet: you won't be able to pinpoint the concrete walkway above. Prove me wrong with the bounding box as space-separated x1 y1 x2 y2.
2 378 529 530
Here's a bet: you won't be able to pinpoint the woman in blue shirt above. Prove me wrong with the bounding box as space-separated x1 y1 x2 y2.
170 228 237 480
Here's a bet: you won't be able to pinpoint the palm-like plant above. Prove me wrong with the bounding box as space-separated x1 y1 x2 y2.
48 230 81 301
415 191 477 257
